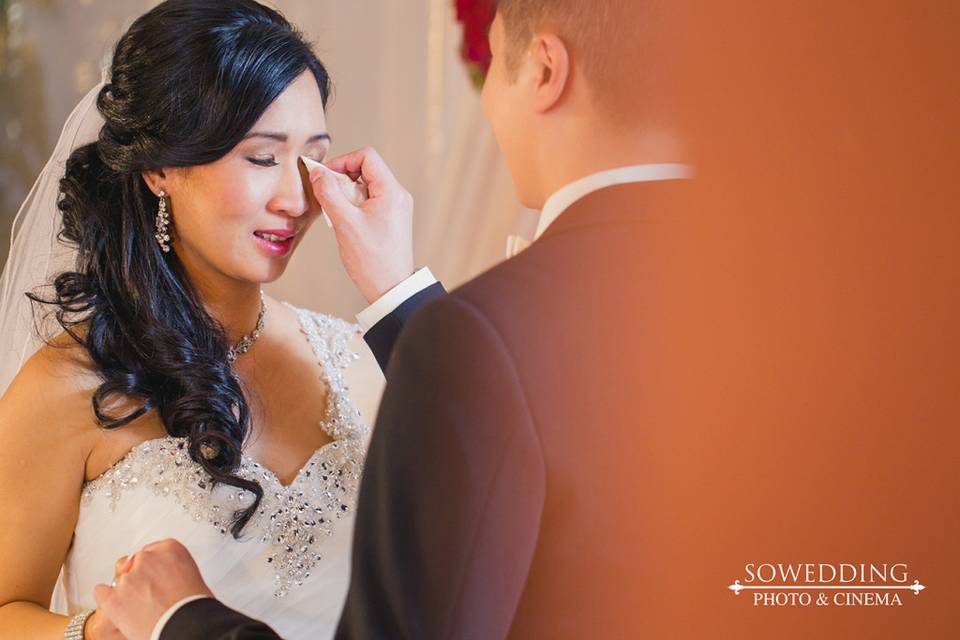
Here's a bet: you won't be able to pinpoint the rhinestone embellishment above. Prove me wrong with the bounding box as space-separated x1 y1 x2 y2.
155 190 172 253
226 289 266 362
81 308 367 597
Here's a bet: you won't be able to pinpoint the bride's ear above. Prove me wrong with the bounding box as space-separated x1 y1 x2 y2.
141 168 167 196
530 32 570 114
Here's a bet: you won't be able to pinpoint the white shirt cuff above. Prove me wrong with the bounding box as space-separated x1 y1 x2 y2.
355 267 438 333
149 595 210 640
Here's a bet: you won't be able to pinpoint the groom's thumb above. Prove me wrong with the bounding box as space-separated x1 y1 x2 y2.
92 583 115 611
304 159 355 228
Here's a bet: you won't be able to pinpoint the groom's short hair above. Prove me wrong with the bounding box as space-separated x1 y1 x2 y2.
497 0 672 121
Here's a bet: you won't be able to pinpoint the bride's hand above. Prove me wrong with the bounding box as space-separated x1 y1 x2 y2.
305 147 415 303
83 553 135 639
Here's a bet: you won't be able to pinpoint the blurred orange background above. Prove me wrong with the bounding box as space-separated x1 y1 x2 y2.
620 2 959 637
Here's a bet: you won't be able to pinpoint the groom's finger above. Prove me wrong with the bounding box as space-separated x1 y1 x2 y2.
321 153 363 182
92 583 115 610
114 555 131 575
324 147 397 198
308 166 357 230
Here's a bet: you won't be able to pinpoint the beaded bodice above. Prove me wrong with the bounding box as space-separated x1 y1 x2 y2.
80 433 365 597
57 306 371 629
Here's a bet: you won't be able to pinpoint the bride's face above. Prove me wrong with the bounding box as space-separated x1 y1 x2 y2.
161 71 329 285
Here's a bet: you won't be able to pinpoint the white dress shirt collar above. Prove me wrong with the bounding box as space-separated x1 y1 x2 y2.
534 163 693 241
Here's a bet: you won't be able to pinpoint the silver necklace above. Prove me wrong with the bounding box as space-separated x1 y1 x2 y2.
227 289 266 362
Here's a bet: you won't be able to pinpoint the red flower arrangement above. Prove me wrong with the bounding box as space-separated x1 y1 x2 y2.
455 0 496 89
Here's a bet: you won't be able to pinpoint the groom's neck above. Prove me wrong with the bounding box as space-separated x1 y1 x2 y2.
532 123 688 209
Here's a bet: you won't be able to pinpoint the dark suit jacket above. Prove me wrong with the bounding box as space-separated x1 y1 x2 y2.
163 180 684 639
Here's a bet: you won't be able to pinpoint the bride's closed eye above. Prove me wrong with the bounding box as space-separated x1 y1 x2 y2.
247 155 279 167
246 154 325 168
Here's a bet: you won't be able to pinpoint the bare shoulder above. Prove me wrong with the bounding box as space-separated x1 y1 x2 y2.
0 331 106 610
1 330 100 419
0 328 174 482
0 330 102 456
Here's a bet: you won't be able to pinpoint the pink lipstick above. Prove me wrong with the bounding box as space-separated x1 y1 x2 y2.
253 228 297 256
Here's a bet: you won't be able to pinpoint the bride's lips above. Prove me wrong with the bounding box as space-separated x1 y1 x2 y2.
253 228 298 257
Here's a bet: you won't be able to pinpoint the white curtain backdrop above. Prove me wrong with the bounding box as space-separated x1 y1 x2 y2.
2 0 535 319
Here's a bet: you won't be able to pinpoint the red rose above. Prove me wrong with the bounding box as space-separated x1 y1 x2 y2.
454 0 496 86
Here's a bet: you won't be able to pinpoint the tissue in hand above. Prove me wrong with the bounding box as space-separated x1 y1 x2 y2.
300 156 369 228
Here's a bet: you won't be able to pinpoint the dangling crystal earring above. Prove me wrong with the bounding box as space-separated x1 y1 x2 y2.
155 190 171 253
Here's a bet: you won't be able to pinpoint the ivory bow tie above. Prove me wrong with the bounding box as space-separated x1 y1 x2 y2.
505 234 531 258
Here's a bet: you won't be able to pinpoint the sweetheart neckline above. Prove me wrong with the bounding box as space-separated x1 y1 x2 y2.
83 304 358 490
85 434 343 491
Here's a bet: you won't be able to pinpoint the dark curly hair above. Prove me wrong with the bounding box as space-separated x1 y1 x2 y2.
28 0 332 537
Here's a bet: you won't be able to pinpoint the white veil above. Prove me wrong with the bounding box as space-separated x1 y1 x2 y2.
0 75 107 396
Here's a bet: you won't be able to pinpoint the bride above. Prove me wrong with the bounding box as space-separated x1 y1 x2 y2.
0 1 388 638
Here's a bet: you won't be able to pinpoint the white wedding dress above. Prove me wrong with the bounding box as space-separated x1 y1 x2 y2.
49 304 375 639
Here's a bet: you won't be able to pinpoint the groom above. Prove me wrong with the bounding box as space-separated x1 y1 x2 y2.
95 2 691 637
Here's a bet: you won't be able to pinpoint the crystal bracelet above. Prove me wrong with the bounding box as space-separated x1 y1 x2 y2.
64 609 94 640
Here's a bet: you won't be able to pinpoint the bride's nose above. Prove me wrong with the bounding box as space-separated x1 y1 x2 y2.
268 159 310 217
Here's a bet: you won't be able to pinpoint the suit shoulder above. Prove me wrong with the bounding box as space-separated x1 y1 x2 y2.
393 293 520 378
387 288 536 435
401 292 496 343
448 251 541 313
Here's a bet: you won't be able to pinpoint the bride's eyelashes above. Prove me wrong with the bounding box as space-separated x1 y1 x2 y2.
248 156 279 167
246 154 325 168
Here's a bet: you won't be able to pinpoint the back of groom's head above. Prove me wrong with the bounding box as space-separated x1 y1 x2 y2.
495 0 671 123
483 1 683 208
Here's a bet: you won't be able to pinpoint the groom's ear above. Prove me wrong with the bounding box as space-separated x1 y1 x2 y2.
529 32 570 114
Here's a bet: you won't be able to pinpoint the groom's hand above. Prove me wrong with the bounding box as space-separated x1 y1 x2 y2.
307 147 415 303
92 539 214 640
84 610 127 640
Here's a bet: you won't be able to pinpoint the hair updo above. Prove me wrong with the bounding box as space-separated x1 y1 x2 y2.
30 0 331 537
